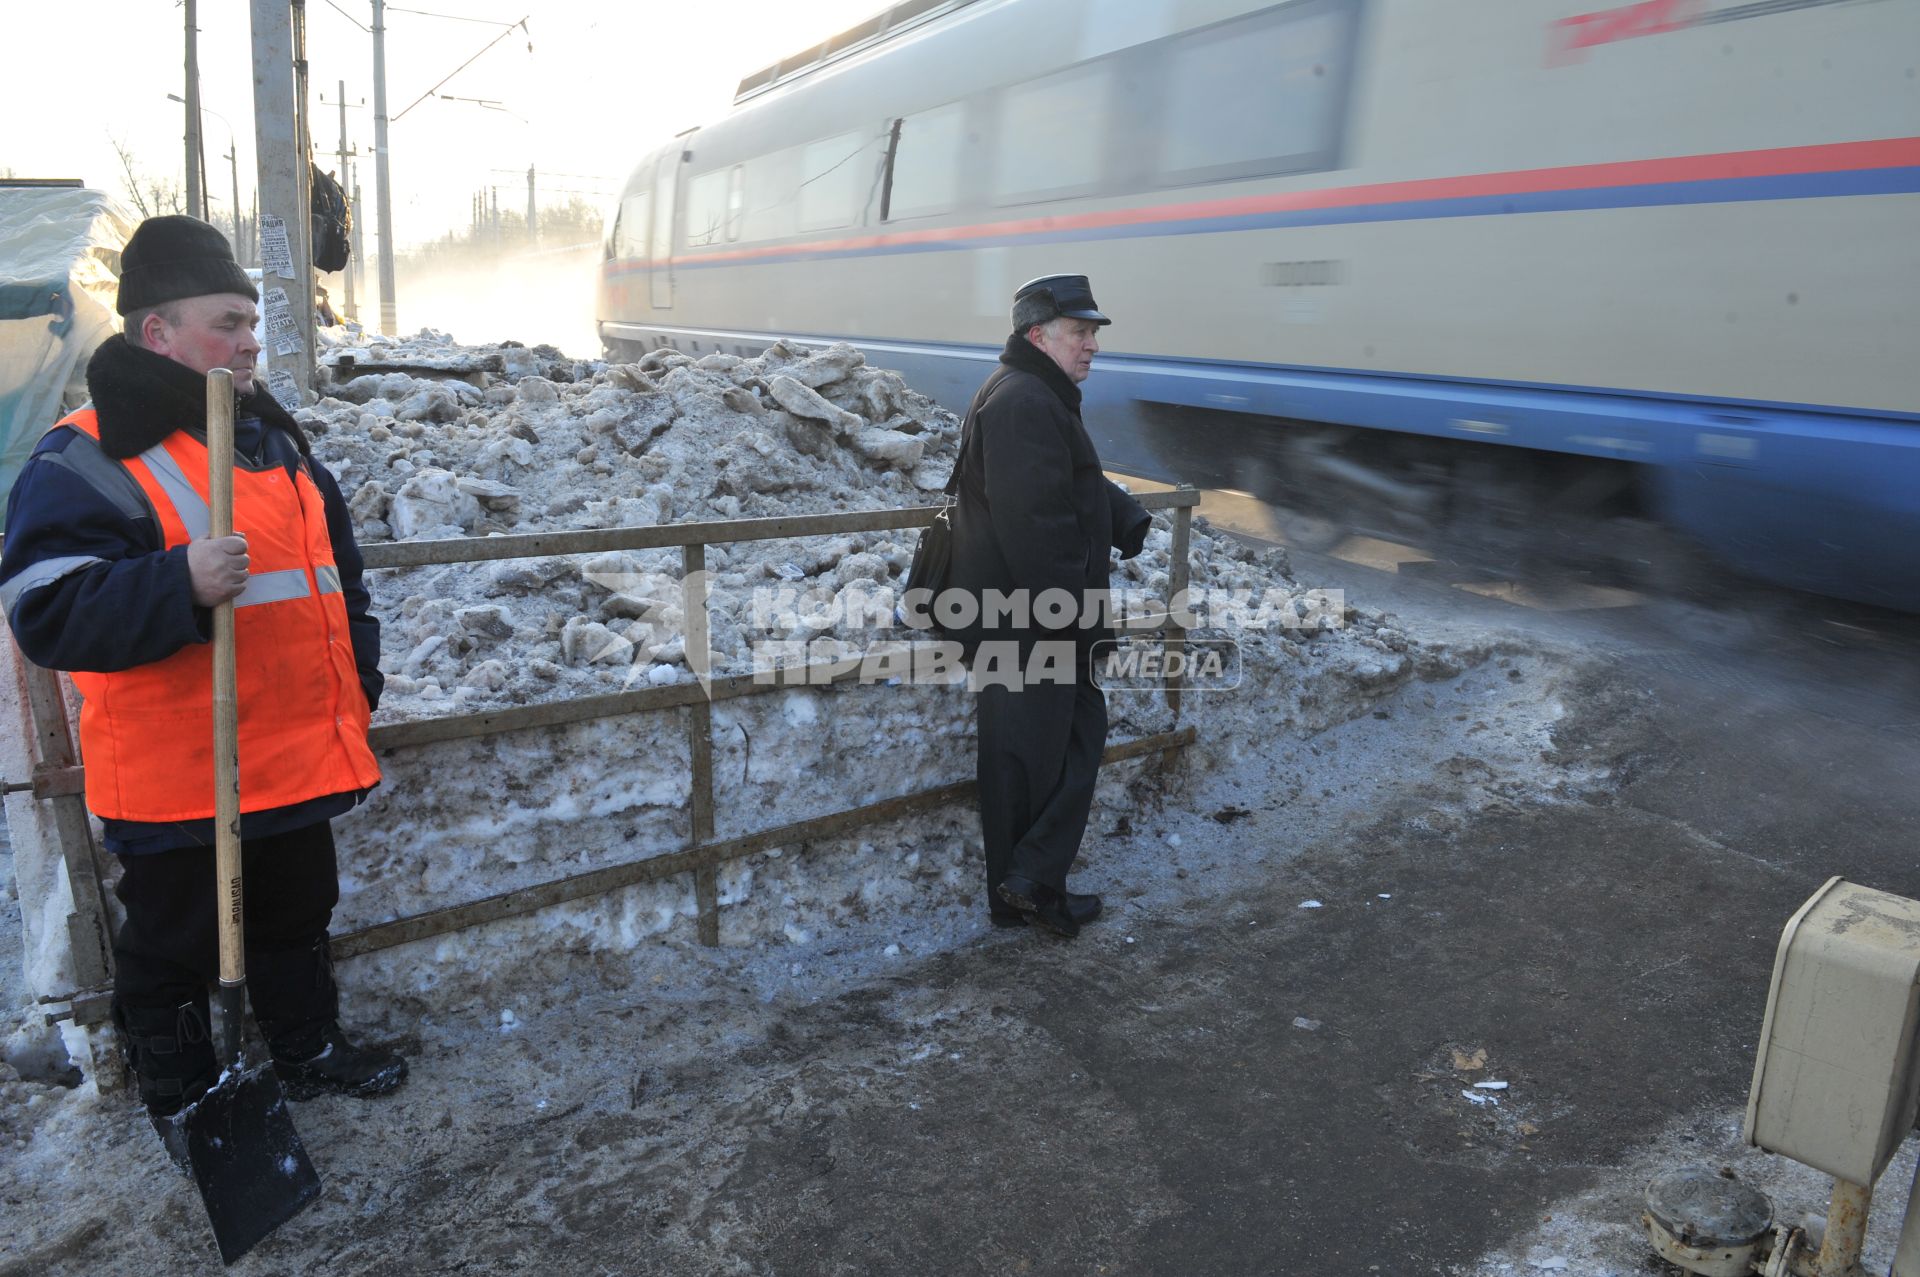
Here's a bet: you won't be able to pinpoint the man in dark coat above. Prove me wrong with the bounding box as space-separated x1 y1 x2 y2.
946 274 1151 938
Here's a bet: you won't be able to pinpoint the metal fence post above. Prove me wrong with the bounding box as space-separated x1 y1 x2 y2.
1165 494 1194 721
683 542 719 946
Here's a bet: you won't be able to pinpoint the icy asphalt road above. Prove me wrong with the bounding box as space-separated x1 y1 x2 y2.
8 510 1920 1277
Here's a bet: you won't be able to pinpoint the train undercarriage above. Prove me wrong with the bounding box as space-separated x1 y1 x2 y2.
1125 403 1712 597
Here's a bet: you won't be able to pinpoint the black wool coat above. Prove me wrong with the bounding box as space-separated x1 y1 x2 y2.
946 333 1151 655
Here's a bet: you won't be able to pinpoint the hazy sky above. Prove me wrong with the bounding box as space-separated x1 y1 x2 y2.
4 0 885 250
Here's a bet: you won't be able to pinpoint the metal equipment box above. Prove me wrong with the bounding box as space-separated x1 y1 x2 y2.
1744 877 1920 1186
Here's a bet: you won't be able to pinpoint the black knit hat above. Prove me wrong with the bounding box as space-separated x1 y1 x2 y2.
116 215 258 316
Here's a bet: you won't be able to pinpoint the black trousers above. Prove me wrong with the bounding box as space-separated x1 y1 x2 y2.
112 820 340 1009
974 657 1108 909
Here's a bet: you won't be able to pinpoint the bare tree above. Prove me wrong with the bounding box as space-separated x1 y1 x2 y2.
109 136 184 219
539 195 605 245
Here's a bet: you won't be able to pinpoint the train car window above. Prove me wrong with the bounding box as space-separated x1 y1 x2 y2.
736 148 798 243
615 191 650 260
650 162 677 267
886 101 968 220
726 165 745 241
683 169 731 248
799 129 873 231
992 60 1113 206
1155 0 1355 187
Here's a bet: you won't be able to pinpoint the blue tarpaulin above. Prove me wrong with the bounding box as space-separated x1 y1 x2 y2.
0 187 134 517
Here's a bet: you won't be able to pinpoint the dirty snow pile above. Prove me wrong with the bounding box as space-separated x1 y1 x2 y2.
303 331 1450 724
276 330 1489 1013
307 333 960 711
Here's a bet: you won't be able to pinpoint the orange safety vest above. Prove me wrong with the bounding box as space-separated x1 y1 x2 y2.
56 409 381 823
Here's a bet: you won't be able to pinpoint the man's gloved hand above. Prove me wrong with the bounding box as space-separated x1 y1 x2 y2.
187 533 250 607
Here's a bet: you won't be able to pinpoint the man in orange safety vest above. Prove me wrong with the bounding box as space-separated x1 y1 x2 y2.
0 215 407 1126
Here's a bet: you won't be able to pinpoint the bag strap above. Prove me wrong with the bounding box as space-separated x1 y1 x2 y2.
943 419 972 498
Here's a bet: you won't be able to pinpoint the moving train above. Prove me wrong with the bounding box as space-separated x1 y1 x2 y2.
597 0 1920 610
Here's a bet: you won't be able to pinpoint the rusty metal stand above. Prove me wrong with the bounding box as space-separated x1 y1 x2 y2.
1 638 121 1095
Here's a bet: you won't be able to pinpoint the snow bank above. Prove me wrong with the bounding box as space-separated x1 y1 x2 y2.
288 330 1476 1022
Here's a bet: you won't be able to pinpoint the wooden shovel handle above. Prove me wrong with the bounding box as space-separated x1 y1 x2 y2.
207 369 244 991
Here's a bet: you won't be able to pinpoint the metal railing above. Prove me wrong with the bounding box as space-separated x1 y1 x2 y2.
336 488 1202 954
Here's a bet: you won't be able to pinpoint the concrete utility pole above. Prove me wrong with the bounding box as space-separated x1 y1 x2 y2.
526 165 536 245
336 79 358 322
372 0 399 334
226 142 242 261
252 0 315 404
184 0 204 220
350 176 365 310
171 90 238 245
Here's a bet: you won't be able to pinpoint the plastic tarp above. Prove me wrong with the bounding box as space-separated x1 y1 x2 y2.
0 187 135 517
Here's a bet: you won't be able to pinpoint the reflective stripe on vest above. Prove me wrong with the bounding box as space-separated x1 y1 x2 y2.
0 554 107 615
234 567 314 608
135 440 211 541
49 408 381 822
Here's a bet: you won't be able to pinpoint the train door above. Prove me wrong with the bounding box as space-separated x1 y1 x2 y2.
650 147 680 310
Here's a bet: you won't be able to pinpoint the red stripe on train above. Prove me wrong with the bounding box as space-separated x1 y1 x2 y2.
602 136 1920 274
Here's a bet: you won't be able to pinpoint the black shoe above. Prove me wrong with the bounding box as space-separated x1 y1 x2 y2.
995 892 1100 929
1064 892 1103 926
273 1026 409 1101
997 876 1080 939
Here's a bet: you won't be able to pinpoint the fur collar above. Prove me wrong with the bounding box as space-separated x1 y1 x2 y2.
999 332 1083 414
85 334 308 461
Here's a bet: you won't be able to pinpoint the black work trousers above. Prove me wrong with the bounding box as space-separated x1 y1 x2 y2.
112 820 340 1009
974 652 1108 909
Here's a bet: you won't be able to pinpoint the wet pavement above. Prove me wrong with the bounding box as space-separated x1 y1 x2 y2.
306 577 1920 1274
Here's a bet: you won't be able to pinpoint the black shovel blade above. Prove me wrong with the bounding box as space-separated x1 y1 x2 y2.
162 1060 322 1265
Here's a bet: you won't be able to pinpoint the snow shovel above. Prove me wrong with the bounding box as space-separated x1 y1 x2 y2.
159 367 322 1264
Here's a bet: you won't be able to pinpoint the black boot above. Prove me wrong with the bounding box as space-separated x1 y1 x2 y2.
249 938 409 1101
273 1025 409 1101
115 995 220 1170
115 995 220 1118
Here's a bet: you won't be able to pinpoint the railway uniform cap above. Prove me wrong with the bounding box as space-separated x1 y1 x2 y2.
1011 273 1111 330
116 214 258 316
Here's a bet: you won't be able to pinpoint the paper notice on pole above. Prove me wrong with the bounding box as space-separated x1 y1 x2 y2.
260 215 295 278
267 369 301 410
262 286 304 356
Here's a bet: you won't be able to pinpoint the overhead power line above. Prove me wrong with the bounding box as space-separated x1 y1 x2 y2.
393 14 531 122
387 6 524 24
321 0 368 31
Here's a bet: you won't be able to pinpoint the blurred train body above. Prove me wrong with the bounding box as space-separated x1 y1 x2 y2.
598 0 1920 610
